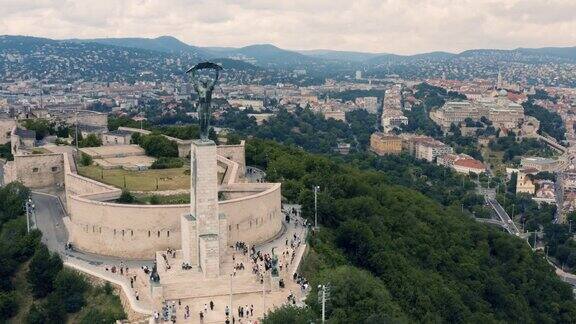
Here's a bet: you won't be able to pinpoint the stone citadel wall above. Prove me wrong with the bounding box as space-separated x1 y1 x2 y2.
4 153 65 188
63 148 282 259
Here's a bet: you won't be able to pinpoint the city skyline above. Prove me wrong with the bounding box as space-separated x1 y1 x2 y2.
1 0 576 55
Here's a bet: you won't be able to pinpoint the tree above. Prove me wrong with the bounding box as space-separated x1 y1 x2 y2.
0 142 13 161
227 133 242 145
262 305 316 324
26 296 66 324
117 190 135 204
0 292 18 320
80 153 93 166
20 119 51 140
307 266 407 323
149 195 161 205
0 182 31 223
79 309 120 324
54 269 88 312
27 245 63 298
138 135 178 158
80 134 103 148
246 139 576 322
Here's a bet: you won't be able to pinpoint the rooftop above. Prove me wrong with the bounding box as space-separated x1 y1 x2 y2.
107 129 134 136
454 158 485 171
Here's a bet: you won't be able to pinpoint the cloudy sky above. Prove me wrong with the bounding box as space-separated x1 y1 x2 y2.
1 0 575 55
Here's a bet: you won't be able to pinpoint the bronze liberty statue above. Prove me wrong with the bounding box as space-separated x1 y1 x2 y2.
186 62 223 141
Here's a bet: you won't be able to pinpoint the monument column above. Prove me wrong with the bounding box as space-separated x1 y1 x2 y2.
191 139 220 277
181 62 223 277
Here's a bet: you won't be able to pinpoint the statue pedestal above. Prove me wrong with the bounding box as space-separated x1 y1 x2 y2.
181 139 220 277
270 275 280 292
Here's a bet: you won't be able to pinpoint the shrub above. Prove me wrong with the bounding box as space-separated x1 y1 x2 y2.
139 135 178 158
150 157 184 169
0 292 18 320
80 153 93 166
117 190 135 204
27 245 63 298
149 195 161 205
54 269 88 312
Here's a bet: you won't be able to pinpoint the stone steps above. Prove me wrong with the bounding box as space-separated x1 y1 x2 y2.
162 273 263 300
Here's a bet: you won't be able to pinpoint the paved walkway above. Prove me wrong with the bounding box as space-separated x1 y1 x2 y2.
31 190 155 318
32 190 311 322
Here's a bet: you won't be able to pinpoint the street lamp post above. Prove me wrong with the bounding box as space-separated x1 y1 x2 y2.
229 274 233 321
25 198 31 233
313 186 320 230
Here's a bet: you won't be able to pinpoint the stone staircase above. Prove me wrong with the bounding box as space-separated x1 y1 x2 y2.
162 271 264 300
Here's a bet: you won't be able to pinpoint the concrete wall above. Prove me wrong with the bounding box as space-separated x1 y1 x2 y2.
72 111 108 127
4 153 64 188
66 182 281 259
64 140 282 260
217 141 246 176
67 196 185 259
102 134 131 146
220 183 282 245
0 119 16 145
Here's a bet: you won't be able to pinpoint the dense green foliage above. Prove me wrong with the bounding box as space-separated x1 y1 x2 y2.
80 153 93 166
78 133 103 148
20 119 70 140
137 134 179 158
108 116 151 131
117 190 136 203
523 99 566 142
249 139 576 323
489 133 555 163
0 142 13 161
218 107 377 153
0 183 40 320
151 157 185 169
444 124 483 161
262 305 317 324
27 245 63 298
0 182 125 322
155 124 200 140
321 89 384 101
402 83 466 138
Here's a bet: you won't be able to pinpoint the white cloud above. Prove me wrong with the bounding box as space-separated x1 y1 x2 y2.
0 0 575 54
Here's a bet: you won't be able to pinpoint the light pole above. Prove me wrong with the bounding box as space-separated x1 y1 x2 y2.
318 284 330 323
229 273 233 320
25 198 31 233
313 185 320 230
75 106 79 153
262 278 266 318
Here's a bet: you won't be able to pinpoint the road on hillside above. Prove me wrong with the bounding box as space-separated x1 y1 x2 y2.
31 192 153 268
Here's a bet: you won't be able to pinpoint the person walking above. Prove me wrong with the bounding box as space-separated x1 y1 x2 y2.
210 300 214 310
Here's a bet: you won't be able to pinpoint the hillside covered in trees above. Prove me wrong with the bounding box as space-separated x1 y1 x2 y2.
0 183 125 323
248 140 576 323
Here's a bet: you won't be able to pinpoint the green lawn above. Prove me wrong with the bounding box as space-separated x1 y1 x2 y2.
78 165 190 191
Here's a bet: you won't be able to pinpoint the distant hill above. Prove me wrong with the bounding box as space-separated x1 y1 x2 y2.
0 35 259 83
204 44 321 68
69 35 212 59
368 48 575 65
517 46 576 61
296 49 384 62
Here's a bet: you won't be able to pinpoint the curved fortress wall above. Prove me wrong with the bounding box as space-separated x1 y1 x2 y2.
63 152 282 260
